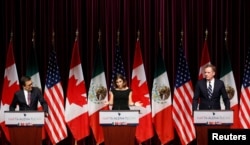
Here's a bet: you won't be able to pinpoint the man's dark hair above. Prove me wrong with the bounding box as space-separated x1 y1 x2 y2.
205 64 217 73
20 76 31 87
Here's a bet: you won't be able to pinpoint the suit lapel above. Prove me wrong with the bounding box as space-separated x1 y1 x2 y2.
203 79 212 98
213 79 218 95
21 91 27 104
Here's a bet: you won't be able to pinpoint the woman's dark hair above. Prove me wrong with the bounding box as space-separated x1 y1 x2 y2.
113 74 127 88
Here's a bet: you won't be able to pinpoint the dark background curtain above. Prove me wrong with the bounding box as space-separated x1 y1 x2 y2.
0 0 249 145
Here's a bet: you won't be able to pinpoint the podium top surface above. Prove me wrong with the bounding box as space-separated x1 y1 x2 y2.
4 111 45 126
99 110 139 126
193 110 233 125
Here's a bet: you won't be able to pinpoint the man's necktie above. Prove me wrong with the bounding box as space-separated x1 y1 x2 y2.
208 81 212 99
28 92 31 106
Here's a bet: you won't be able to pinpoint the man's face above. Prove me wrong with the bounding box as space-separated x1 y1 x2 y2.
23 80 33 91
204 67 215 81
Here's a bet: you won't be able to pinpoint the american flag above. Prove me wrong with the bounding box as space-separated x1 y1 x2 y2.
44 49 67 144
110 45 126 89
239 48 250 128
172 46 196 145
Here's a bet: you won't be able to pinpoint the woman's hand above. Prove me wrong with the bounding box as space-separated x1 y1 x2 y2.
104 100 109 105
134 101 143 107
104 100 113 106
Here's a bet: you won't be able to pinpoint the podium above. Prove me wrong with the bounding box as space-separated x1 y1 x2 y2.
4 111 45 145
193 110 233 145
99 110 139 145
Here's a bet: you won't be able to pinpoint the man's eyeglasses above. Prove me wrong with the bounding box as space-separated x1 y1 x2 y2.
26 83 33 87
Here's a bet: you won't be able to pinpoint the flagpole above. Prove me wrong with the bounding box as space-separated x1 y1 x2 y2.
32 30 35 48
117 29 120 46
180 30 183 45
52 31 56 145
205 29 208 40
98 29 101 47
52 32 55 50
10 32 13 42
75 29 79 41
225 29 228 47
137 30 140 40
74 28 78 145
159 31 161 48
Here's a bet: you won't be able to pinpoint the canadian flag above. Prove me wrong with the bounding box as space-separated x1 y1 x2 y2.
65 35 89 141
0 37 20 141
131 38 153 143
198 39 211 80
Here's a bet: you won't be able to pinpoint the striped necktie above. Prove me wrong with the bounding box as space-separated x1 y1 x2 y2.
208 81 212 99
28 92 31 106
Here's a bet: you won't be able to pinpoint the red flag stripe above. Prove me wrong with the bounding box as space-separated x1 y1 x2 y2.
66 113 89 140
153 106 173 144
173 82 195 145
44 84 67 143
239 87 250 128
89 111 104 143
45 86 66 127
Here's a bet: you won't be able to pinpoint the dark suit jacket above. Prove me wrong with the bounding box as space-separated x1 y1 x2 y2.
192 78 230 110
9 87 48 113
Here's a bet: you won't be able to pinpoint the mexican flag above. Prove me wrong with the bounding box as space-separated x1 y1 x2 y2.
151 48 174 144
26 38 41 89
88 45 108 144
220 45 239 128
26 37 45 139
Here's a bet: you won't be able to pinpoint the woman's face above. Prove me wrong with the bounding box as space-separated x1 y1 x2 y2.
115 78 124 88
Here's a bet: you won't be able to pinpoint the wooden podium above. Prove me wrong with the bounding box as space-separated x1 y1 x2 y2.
193 110 233 145
4 111 45 145
99 110 139 145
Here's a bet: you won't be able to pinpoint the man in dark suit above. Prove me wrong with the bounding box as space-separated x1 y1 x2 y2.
9 76 48 116
192 64 230 110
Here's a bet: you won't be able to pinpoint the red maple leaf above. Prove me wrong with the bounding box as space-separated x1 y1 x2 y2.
131 76 150 107
2 77 19 105
67 76 87 106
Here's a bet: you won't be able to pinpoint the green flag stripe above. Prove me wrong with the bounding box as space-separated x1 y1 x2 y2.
92 46 105 78
26 45 39 76
154 48 166 78
220 47 232 77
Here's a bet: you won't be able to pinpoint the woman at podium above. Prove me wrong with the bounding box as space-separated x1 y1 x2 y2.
107 74 142 110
